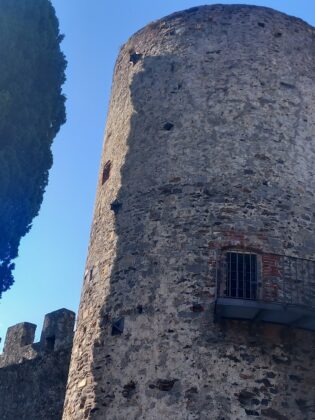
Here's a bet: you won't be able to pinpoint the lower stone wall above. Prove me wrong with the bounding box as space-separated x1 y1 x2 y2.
0 348 71 420
207 321 315 419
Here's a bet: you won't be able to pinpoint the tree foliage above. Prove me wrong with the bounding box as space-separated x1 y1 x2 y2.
0 0 66 297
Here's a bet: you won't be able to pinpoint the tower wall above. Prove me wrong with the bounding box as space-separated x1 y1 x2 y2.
63 6 315 419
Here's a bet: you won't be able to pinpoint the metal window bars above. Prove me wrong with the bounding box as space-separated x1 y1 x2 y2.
216 251 315 309
224 252 257 300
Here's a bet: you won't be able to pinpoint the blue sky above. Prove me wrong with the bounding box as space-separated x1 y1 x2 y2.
0 0 314 349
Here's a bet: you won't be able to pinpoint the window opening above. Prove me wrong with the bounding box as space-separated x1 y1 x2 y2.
111 318 124 336
45 335 55 351
102 160 111 185
226 252 257 299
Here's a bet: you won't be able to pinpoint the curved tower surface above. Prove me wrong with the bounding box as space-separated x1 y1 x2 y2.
63 5 315 419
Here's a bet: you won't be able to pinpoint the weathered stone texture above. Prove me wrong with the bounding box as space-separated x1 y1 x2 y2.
0 309 75 420
0 348 72 420
63 5 315 419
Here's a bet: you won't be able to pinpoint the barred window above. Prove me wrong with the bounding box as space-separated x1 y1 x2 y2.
226 252 257 299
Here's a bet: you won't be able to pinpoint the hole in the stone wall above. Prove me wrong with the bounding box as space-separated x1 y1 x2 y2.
156 379 177 391
245 409 260 416
102 160 111 185
274 32 282 37
137 305 143 314
171 83 182 94
79 396 86 409
163 122 174 131
244 169 254 175
129 51 142 65
122 381 136 398
90 408 99 414
111 318 124 336
46 336 55 351
280 81 295 89
190 303 204 313
258 22 265 27
206 50 221 55
110 200 122 214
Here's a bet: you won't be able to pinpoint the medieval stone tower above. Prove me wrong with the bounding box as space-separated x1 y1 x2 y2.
63 5 315 419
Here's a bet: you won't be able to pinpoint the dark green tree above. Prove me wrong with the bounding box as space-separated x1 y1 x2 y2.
0 0 66 296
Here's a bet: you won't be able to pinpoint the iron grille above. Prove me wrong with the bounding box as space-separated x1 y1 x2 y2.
225 252 257 300
216 251 315 309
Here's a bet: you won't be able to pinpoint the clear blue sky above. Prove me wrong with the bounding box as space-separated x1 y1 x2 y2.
0 0 314 349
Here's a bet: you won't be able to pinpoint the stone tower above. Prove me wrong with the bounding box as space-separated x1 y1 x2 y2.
63 5 315 419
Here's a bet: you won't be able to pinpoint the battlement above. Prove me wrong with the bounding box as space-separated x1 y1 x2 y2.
0 308 75 368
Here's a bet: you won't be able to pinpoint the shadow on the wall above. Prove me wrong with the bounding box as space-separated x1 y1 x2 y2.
89 51 315 418
89 52 219 416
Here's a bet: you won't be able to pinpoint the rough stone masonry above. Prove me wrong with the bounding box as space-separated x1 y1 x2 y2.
0 309 75 420
63 5 315 420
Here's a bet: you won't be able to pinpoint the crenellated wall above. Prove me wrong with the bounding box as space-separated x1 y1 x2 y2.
0 308 75 420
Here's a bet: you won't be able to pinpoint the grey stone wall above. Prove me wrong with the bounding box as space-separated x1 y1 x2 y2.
0 309 75 420
63 5 315 419
0 348 72 420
